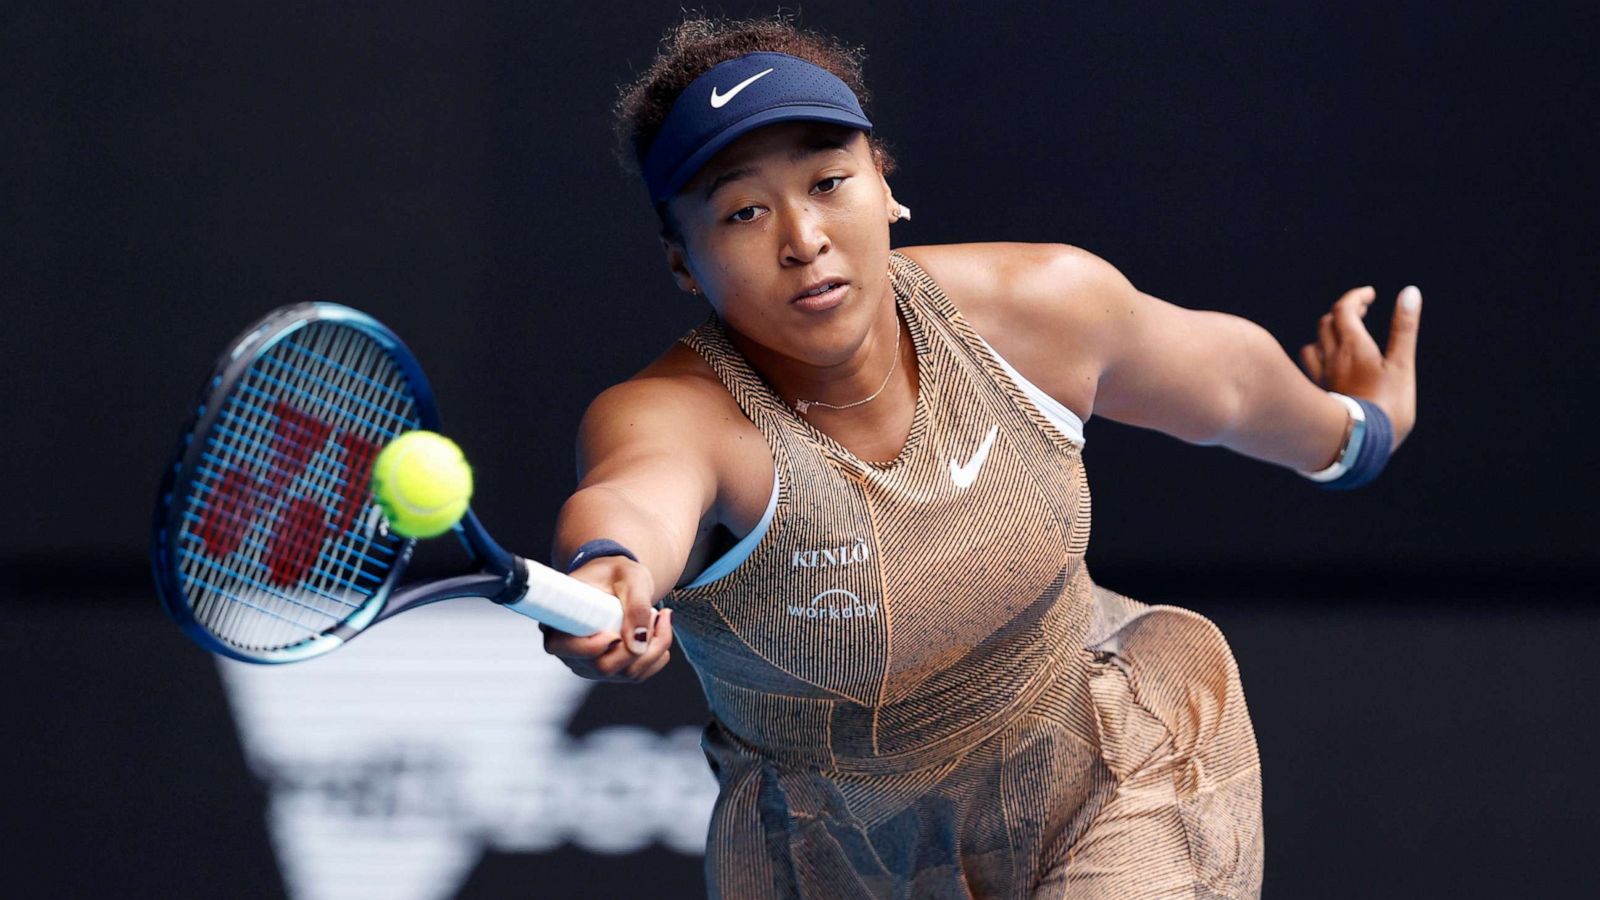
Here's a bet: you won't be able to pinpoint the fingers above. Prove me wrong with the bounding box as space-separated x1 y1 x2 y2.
581 608 675 682
1386 285 1422 370
1309 285 1384 386
1317 311 1337 360
542 624 624 662
539 554 669 681
615 565 658 655
559 555 657 651
1304 285 1419 449
621 609 675 680
539 553 674 683
1299 343 1324 383
1332 286 1379 354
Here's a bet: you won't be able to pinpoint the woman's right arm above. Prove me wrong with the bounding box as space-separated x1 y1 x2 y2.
541 376 723 684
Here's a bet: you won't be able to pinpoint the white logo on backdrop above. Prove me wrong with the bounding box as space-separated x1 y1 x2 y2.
218 600 717 900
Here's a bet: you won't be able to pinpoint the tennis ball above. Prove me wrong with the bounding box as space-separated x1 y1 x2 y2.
370 431 474 539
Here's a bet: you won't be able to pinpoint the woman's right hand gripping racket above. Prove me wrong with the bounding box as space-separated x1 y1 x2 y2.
151 302 623 664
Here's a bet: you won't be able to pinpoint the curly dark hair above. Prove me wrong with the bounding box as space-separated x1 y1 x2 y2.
613 12 896 236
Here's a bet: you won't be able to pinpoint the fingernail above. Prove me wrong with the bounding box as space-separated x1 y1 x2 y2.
1400 285 1421 312
631 627 648 652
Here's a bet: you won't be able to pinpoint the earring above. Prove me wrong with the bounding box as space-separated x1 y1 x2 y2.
690 287 700 295
890 203 912 222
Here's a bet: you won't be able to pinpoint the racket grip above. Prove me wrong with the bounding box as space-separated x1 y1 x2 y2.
501 557 625 636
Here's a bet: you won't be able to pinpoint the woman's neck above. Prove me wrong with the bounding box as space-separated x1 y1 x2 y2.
732 292 920 460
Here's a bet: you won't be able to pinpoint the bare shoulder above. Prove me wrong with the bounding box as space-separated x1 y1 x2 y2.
895 242 1128 325
587 343 730 421
580 343 747 467
579 342 771 533
894 242 1135 420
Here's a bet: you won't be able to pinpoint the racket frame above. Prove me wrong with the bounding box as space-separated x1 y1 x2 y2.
152 302 527 664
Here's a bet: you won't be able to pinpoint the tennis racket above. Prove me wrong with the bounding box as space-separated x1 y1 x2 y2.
151 301 623 664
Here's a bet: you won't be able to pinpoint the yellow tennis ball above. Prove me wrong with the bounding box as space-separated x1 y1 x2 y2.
370 431 473 539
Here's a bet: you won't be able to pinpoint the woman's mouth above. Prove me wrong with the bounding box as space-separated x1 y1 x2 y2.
792 282 848 312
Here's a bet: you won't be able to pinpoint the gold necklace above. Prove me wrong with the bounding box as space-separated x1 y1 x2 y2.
793 313 901 415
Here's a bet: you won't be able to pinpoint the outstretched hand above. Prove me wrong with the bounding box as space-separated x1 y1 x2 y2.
539 555 674 683
1299 285 1422 453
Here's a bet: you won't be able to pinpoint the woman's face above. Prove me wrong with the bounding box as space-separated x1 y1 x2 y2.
661 121 898 369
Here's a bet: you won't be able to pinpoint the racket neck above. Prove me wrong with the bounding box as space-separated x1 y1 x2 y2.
459 508 516 574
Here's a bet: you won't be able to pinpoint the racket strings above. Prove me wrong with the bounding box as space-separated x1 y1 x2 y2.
203 326 406 648
176 321 422 651
192 326 363 648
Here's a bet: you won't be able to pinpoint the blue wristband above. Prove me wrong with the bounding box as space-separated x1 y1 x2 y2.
1320 397 1393 490
563 539 640 573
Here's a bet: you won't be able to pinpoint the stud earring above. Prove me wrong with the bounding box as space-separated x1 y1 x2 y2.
890 203 912 222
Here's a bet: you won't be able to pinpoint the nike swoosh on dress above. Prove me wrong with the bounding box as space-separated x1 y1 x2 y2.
950 424 999 489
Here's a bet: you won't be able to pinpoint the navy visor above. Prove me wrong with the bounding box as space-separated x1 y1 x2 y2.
641 51 873 204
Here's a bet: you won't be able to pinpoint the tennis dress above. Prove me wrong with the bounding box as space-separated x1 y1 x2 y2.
662 251 1263 899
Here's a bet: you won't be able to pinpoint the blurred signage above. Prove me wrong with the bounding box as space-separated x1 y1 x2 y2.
218 601 716 900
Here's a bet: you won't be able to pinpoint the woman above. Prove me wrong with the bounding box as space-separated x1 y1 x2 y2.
542 14 1420 899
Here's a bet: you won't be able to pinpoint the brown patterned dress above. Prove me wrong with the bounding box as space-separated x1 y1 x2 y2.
663 251 1264 898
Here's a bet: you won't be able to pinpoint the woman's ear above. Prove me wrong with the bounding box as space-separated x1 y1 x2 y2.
883 191 910 223
878 169 909 223
658 235 701 296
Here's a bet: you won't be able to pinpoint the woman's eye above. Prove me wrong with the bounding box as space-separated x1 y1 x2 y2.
813 176 845 194
728 206 760 223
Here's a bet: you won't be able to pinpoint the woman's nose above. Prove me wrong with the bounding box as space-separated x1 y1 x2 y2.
779 203 829 265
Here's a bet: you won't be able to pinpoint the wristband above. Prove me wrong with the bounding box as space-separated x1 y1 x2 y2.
1298 392 1393 490
1299 392 1366 482
563 538 640 574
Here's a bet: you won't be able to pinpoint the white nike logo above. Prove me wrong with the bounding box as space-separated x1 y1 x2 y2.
710 68 774 108
950 424 999 489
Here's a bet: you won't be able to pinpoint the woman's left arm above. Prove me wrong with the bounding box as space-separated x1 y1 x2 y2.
1033 246 1422 471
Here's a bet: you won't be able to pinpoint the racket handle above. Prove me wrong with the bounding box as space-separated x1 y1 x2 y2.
500 557 625 636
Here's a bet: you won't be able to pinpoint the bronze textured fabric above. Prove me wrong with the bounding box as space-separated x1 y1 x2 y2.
665 252 1263 898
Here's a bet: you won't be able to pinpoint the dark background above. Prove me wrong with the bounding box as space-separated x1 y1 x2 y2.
4 1 1596 898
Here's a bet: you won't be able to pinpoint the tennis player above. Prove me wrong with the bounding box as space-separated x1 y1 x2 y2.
542 15 1420 899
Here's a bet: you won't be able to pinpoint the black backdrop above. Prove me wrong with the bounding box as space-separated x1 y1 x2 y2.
3 2 1597 898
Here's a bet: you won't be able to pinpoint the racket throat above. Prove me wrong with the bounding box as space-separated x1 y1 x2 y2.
375 559 528 623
